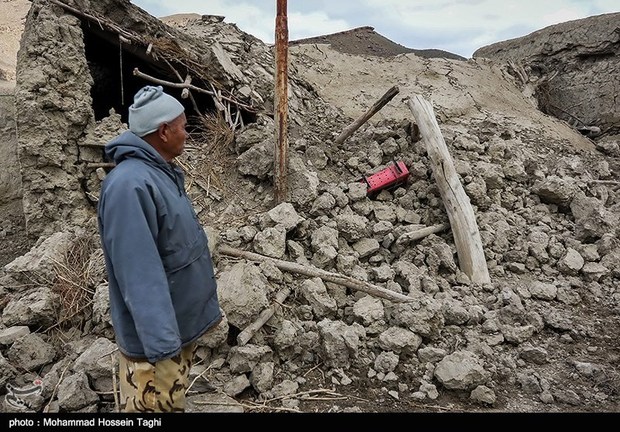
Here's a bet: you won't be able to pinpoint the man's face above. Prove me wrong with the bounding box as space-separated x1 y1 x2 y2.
159 113 188 161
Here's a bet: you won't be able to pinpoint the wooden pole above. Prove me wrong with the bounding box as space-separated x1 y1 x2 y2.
406 95 491 284
219 245 413 303
335 85 400 145
274 0 289 203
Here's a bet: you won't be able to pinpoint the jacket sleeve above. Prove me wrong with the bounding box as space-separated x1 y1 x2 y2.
99 178 181 363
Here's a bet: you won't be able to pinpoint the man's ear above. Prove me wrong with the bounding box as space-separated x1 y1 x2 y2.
157 123 168 141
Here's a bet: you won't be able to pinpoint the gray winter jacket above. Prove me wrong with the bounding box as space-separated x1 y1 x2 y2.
97 131 221 363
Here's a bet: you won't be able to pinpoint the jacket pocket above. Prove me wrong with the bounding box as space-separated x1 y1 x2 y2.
160 232 208 273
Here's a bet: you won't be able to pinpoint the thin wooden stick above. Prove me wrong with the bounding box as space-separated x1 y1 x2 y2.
134 67 215 96
588 180 620 186
43 361 71 413
237 286 292 346
48 0 138 41
186 364 214 394
119 35 124 104
395 223 450 246
133 68 255 111
86 162 115 169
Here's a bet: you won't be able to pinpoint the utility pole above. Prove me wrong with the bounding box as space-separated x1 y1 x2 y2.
274 0 289 204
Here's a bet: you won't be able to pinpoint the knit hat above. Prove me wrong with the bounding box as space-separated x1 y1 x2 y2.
128 85 185 137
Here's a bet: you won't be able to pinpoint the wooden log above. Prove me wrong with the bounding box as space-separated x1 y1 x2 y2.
219 245 413 303
237 286 292 346
334 85 399 145
132 68 255 112
406 95 491 284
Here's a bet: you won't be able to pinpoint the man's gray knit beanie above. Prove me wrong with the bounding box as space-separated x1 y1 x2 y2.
128 85 185 137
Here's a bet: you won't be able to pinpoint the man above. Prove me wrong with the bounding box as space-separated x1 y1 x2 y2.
97 85 222 413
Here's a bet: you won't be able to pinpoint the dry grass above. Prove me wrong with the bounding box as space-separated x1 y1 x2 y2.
49 235 102 330
192 110 235 160
177 111 236 198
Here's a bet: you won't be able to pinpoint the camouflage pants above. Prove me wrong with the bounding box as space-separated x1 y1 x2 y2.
118 343 196 413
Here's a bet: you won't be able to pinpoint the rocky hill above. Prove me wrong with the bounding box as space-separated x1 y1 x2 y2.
0 0 618 414
473 12 620 139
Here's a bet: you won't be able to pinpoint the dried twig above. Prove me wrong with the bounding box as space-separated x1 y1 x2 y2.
588 180 620 186
111 354 120 412
43 361 71 413
186 365 214 395
260 388 343 404
303 363 324 378
407 401 454 412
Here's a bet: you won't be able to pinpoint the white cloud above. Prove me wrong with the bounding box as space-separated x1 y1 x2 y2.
131 0 619 58
287 12 350 41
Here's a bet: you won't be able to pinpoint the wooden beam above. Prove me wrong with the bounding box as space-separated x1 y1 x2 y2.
219 245 413 303
334 85 399 145
406 95 491 284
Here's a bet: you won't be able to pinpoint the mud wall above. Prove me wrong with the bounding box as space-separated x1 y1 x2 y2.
15 2 96 239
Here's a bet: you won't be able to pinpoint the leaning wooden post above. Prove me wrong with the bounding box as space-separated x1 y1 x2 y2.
274 0 289 203
406 95 491 284
335 85 399 145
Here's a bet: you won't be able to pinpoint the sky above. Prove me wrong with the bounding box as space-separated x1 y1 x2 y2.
131 1 619 58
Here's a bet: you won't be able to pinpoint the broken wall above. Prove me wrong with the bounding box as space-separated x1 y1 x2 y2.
13 0 342 241
13 0 264 240
15 1 95 240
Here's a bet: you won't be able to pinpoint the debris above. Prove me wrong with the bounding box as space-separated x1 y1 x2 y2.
361 160 410 196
